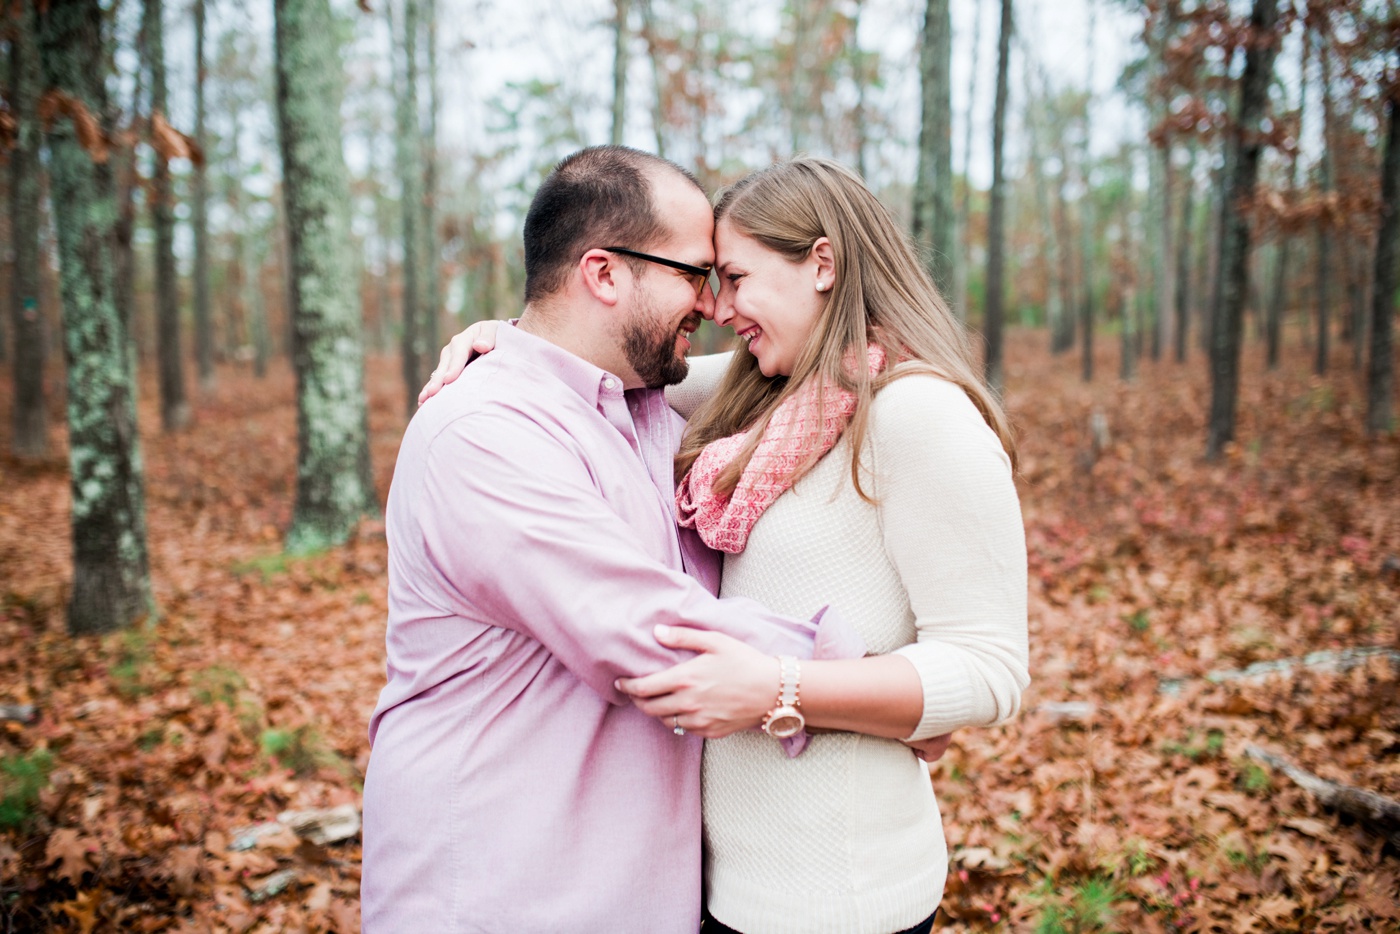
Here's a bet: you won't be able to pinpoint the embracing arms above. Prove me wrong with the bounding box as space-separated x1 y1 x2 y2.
618 374 1029 744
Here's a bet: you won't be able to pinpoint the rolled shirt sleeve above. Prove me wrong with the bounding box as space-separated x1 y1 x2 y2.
419 409 864 705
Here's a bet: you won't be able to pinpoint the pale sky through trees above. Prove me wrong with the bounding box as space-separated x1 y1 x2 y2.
155 0 1144 224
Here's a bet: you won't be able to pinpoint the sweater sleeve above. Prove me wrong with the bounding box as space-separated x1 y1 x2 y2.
870 373 1030 741
664 351 734 419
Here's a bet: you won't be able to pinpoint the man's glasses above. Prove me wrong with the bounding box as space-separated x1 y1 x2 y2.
605 247 713 298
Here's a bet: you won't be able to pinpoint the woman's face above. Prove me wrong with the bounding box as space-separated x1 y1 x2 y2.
712 219 830 378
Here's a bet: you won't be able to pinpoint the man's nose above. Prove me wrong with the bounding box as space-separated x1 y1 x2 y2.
695 281 717 320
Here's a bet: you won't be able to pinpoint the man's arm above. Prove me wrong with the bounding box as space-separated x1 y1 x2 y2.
416 409 863 705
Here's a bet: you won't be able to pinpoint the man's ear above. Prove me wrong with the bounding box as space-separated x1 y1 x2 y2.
579 249 623 306
810 237 835 287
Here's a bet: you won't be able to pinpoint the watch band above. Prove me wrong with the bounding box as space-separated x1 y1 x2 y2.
762 656 805 739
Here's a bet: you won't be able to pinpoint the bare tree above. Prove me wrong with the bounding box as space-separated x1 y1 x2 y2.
193 0 214 390
1207 0 1282 460
1368 39 1400 437
9 0 47 458
274 0 379 551
913 0 955 296
144 0 191 430
611 0 630 144
39 0 155 633
984 0 1012 391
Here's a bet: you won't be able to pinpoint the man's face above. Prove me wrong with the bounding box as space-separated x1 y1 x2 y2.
618 171 716 388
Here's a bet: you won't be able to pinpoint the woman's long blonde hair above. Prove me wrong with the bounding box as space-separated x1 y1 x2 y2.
675 157 1016 499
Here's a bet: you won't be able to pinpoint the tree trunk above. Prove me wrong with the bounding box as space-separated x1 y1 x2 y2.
983 0 1011 391
1146 4 1174 363
850 0 869 179
274 0 379 553
1267 108 1303 369
954 0 984 323
1315 30 1334 376
913 0 955 297
391 0 428 417
640 0 668 159
610 0 630 145
193 0 214 390
1023 63 1064 355
9 0 48 459
1175 142 1196 363
1368 60 1400 437
1207 0 1282 460
424 0 443 367
38 0 155 634
143 0 190 431
1079 0 1097 383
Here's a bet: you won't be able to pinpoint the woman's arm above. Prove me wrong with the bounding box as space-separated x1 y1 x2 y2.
617 374 1028 743
663 350 734 419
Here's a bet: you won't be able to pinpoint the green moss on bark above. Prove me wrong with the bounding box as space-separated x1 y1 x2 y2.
39 0 155 635
275 0 378 555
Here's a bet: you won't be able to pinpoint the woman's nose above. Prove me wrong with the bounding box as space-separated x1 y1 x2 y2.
712 294 733 327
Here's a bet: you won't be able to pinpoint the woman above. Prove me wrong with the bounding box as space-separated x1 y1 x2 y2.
428 157 1027 934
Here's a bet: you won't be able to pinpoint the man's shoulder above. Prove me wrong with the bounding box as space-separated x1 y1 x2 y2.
407 350 594 455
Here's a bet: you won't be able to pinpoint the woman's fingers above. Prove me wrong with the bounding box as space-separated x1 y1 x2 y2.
653 623 736 654
417 321 501 405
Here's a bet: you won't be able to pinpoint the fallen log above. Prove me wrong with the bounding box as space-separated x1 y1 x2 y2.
1244 744 1400 847
1159 646 1400 695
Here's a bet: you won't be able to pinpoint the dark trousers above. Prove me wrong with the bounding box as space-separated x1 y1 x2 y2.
702 908 938 934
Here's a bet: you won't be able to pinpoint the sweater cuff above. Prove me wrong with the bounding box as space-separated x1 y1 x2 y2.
893 643 980 742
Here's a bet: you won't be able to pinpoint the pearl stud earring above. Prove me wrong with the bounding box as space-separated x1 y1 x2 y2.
816 282 829 292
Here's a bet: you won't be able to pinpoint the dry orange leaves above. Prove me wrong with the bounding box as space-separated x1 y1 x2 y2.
0 334 1397 930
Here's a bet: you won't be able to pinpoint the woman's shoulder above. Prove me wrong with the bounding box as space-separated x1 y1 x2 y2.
867 368 1012 471
870 367 984 429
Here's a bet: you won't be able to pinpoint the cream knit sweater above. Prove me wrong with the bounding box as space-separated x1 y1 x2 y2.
667 354 1029 934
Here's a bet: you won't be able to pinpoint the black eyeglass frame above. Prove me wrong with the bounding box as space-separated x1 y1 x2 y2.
603 247 713 296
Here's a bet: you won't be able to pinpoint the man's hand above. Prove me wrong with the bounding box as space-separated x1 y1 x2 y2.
904 733 952 763
417 320 502 405
615 625 779 739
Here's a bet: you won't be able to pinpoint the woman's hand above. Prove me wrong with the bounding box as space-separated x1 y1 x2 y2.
616 625 780 739
903 733 952 762
417 320 502 405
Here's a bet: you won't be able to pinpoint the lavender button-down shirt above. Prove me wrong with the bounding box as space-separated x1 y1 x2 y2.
362 324 863 933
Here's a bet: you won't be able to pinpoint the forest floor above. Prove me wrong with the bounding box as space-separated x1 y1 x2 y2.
0 330 1397 932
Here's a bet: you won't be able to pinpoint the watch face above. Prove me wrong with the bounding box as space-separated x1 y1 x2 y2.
765 710 804 739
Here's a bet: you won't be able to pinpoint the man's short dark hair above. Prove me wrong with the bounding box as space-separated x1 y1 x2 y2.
523 146 702 304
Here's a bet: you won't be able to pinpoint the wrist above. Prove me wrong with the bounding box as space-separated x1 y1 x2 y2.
761 655 805 739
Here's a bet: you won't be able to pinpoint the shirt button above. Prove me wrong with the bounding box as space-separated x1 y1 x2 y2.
603 378 617 390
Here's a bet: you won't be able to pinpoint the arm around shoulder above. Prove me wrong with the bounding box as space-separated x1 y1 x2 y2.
871 374 1030 741
664 351 734 419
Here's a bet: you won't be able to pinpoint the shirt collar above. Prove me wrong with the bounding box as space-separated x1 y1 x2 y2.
495 320 629 410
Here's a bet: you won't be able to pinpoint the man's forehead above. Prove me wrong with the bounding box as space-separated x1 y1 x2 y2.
648 170 715 259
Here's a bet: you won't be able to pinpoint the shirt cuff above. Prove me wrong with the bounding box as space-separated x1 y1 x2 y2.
779 605 866 758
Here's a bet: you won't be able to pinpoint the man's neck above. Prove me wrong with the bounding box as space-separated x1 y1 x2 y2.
518 304 641 388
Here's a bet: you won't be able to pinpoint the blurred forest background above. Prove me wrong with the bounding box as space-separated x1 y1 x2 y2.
1 0 1399 930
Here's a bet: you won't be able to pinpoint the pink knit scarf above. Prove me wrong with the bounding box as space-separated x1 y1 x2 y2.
676 344 886 554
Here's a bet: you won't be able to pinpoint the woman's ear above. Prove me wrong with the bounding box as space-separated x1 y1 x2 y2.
810 237 835 291
579 249 622 306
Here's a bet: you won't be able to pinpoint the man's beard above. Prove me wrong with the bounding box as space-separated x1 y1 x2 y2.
622 296 695 388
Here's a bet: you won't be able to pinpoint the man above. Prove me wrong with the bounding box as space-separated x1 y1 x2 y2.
361 146 863 932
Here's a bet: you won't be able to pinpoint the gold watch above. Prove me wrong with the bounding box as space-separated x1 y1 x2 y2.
761 656 804 739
